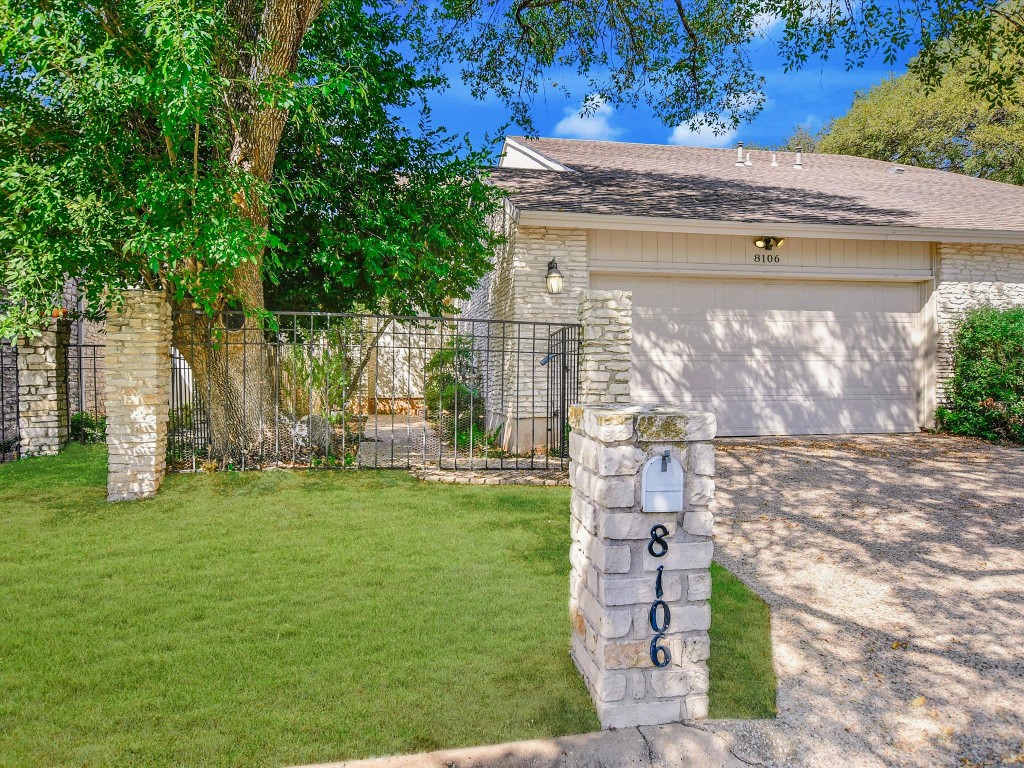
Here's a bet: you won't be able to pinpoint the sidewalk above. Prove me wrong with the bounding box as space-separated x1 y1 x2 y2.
293 723 749 768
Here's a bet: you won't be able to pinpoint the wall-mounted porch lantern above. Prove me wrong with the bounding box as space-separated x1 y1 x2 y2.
545 259 564 294
754 236 785 250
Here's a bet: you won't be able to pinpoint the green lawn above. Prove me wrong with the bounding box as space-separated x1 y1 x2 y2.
0 445 774 767
708 563 777 719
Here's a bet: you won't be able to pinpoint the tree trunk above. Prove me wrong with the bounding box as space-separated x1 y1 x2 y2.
174 0 323 462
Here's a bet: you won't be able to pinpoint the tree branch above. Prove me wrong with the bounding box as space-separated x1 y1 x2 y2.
991 7 1024 33
672 0 703 90
164 134 178 165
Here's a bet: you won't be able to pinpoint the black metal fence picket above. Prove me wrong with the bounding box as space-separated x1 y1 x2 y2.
1 343 18 462
169 311 580 472
66 342 106 444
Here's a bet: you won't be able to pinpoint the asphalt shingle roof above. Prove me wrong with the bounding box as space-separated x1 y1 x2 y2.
491 136 1024 234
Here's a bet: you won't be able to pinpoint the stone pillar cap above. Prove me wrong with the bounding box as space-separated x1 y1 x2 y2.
569 404 717 443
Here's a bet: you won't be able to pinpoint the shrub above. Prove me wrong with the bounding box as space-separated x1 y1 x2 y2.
936 306 1024 442
70 411 107 444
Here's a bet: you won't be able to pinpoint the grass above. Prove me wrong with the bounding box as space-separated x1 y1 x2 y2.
0 445 774 767
709 562 777 718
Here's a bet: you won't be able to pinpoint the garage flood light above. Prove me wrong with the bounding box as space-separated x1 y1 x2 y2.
754 236 785 250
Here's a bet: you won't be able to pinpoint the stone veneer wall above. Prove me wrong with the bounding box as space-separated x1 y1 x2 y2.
105 290 172 501
579 290 632 406
936 243 1024 399
16 319 71 456
569 404 716 728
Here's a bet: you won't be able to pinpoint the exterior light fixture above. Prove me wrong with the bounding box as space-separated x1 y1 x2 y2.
545 259 564 295
754 236 785 250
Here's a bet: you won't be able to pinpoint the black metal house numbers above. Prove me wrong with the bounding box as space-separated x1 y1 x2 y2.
647 524 672 667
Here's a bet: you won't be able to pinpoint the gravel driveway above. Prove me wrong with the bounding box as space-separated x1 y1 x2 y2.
703 434 1024 768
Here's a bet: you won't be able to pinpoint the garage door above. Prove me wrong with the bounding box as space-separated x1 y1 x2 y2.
591 275 928 436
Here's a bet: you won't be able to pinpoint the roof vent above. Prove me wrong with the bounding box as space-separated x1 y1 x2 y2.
771 152 779 168
744 150 753 167
890 166 906 175
735 142 745 167
794 146 803 170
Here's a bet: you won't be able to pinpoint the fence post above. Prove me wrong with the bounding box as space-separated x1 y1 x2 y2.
105 289 171 501
16 318 71 456
578 290 632 405
568 404 717 728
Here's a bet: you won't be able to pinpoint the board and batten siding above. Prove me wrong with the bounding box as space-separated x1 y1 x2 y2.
587 230 933 275
587 229 937 436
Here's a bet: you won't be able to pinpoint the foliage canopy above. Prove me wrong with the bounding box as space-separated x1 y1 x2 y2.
410 0 1024 134
0 0 502 338
820 52 1024 184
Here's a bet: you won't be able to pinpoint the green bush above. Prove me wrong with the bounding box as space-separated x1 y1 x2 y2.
70 411 107 444
936 306 1024 442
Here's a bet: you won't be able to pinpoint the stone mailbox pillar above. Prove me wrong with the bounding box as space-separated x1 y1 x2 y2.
568 404 716 729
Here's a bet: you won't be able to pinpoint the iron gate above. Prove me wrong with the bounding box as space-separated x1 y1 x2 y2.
169 311 580 472
545 326 580 458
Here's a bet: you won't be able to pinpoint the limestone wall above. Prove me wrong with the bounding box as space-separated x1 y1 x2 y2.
105 290 171 501
569 404 716 728
579 290 632 406
935 243 1024 398
16 320 70 456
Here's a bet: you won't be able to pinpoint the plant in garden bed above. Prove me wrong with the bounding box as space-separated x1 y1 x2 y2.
69 411 106 444
937 306 1024 443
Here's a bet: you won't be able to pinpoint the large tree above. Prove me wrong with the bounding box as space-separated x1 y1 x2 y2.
0 0 501 450
0 0 501 331
819 60 1024 185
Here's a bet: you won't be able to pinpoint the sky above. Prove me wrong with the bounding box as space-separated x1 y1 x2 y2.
412 23 918 154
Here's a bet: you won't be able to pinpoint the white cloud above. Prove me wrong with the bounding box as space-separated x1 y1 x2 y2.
751 12 783 36
798 114 823 132
553 97 623 141
667 120 738 148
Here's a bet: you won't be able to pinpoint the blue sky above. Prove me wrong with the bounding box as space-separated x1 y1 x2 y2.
414 25 917 153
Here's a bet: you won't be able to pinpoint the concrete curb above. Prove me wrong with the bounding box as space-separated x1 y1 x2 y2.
292 723 751 768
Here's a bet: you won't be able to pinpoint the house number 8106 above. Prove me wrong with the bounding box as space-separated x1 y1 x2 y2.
647 524 672 668
753 254 780 263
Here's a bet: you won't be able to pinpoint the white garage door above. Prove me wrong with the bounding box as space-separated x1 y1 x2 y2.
591 275 928 436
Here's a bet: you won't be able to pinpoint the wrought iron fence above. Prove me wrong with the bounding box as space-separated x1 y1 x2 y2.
66 342 106 444
1 342 17 462
169 311 580 471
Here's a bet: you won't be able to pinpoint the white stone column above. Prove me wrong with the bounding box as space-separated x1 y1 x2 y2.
578 290 632 405
104 289 171 501
568 404 717 729
16 318 71 456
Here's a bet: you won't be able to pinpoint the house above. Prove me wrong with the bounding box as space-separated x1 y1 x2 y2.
465 136 1024 438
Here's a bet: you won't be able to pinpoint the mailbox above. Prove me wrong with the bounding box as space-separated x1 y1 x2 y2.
641 450 685 513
